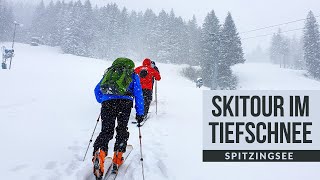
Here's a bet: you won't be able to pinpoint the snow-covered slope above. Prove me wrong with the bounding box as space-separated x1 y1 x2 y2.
0 43 319 180
0 43 202 180
233 63 320 90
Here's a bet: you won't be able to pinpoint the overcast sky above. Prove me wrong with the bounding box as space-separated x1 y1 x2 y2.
10 0 320 53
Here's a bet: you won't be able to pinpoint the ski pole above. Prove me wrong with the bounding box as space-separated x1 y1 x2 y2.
12 22 17 49
83 113 101 161
138 126 145 180
155 81 158 115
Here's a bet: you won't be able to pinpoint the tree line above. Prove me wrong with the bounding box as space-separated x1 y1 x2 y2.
269 11 320 79
0 0 14 42
269 29 304 69
1 0 245 89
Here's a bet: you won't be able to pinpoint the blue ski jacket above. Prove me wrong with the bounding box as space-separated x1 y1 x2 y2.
94 73 145 116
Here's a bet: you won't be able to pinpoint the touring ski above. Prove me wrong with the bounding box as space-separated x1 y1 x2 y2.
93 157 113 180
103 145 133 180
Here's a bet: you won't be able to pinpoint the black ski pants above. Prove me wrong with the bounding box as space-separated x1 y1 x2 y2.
93 99 133 154
143 89 153 116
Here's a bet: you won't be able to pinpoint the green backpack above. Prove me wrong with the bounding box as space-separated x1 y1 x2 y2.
100 58 135 95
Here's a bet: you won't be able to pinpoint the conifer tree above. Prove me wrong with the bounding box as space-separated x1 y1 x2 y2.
31 0 46 39
219 12 245 89
78 0 95 56
289 36 304 69
187 15 201 66
303 11 320 78
200 10 221 89
220 12 245 66
0 0 14 42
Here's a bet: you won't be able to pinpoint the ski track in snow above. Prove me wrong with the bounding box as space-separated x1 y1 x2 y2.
0 43 320 180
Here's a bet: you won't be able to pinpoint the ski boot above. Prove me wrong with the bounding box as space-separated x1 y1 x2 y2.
92 149 106 180
111 152 124 174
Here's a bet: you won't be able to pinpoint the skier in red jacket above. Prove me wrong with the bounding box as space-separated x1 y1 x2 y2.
135 58 161 119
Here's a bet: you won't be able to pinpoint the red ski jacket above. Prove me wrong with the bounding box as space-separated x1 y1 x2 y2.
134 58 161 90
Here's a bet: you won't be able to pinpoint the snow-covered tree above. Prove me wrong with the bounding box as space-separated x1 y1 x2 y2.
17 1 244 86
117 7 130 57
141 9 158 60
0 0 14 42
55 1 68 46
269 29 290 68
156 10 170 63
43 0 60 46
219 12 244 89
77 0 95 56
31 0 46 39
60 1 81 55
303 11 320 78
170 15 189 64
200 10 221 89
270 29 282 64
288 36 304 69
221 12 245 66
128 11 144 59
11 1 35 43
187 15 201 66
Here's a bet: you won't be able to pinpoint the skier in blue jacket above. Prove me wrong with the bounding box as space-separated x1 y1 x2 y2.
92 58 144 178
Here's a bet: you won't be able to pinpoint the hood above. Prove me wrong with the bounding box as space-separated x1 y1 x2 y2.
143 58 151 67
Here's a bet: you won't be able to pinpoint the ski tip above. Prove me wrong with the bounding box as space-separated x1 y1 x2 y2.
126 145 133 151
105 157 113 160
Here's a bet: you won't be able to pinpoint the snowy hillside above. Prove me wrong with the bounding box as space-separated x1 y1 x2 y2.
1 43 320 180
233 63 320 90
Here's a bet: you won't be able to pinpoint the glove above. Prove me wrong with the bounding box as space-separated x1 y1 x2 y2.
151 61 156 68
136 115 144 124
154 66 159 72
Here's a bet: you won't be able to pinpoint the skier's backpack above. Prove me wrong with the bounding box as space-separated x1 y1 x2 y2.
100 58 135 95
139 69 148 78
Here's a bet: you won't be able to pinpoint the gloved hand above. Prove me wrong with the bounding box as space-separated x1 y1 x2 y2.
136 115 144 124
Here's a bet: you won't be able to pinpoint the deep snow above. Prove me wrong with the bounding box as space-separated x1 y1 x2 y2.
0 43 320 180
233 62 320 90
